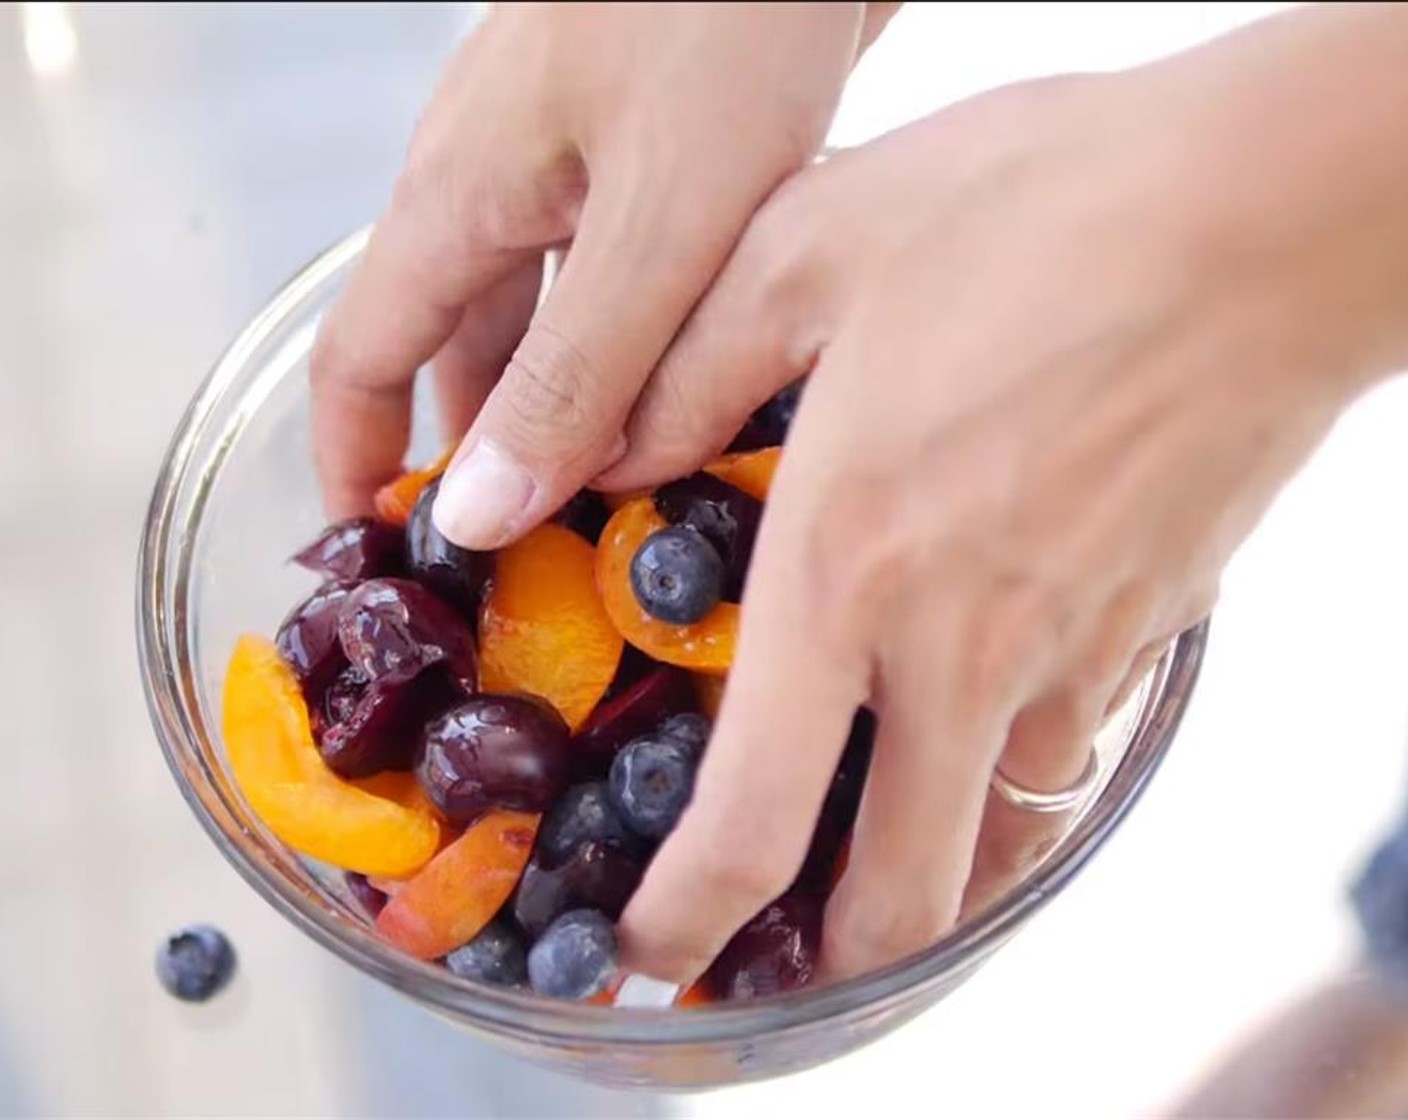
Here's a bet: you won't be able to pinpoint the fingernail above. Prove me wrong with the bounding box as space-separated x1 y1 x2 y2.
612 974 680 1009
432 440 536 549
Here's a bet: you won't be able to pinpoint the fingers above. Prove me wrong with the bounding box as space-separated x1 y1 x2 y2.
617 453 869 984
822 619 1011 981
998 681 1109 794
960 681 1116 922
431 257 545 445
597 209 820 492
431 161 788 550
310 181 533 518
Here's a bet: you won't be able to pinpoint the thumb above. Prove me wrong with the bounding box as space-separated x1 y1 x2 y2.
431 165 783 550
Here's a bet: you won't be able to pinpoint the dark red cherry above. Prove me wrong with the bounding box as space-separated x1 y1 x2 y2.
554 490 611 545
404 479 491 614
572 667 693 776
417 695 572 825
706 893 822 1001
512 842 644 939
292 518 404 582
319 666 461 779
276 580 356 695
336 578 476 691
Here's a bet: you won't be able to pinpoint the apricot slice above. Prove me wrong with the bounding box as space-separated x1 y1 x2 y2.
676 980 715 1008
479 523 624 731
603 487 652 513
596 499 737 675
222 636 441 878
703 446 780 501
373 447 455 527
375 809 539 960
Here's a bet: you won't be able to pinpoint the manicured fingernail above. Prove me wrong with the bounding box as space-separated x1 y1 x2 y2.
432 440 535 549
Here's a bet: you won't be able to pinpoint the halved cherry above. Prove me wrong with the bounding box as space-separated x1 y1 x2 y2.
375 809 540 960
373 447 455 527
222 636 440 878
574 666 693 771
596 499 736 675
479 523 624 732
702 446 780 502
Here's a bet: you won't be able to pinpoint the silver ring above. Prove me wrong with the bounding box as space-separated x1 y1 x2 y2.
991 749 1100 814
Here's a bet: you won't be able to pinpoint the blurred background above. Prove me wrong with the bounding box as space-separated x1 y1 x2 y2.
5 2 1408 1116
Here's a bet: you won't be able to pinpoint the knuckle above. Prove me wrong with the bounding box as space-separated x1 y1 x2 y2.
828 895 957 971
629 373 707 457
691 843 795 916
735 194 820 320
966 586 1064 702
309 314 372 394
495 325 608 455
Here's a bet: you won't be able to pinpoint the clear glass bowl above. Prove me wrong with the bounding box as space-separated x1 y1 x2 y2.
138 229 1209 1089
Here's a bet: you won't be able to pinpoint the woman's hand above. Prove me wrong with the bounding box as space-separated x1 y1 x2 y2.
611 4 1408 984
310 1 897 543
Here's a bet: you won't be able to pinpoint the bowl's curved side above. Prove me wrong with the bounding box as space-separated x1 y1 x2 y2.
136 229 1210 1088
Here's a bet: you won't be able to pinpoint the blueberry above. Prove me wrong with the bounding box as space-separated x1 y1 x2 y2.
537 782 645 867
751 379 806 444
629 527 724 625
444 919 528 988
653 473 761 599
155 925 237 1003
609 734 699 840
527 910 618 1000
657 712 711 758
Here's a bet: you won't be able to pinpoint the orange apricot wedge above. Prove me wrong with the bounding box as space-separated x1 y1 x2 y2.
676 980 715 1008
603 487 652 513
596 498 737 675
703 446 780 501
222 635 441 878
375 809 539 960
373 447 455 527
479 523 624 731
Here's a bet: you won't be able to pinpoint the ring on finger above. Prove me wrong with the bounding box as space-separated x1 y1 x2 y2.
990 748 1099 814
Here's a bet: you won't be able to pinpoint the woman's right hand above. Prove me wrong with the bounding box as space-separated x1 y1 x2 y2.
310 1 898 545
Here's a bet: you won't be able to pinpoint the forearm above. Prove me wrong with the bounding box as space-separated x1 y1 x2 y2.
1151 4 1408 391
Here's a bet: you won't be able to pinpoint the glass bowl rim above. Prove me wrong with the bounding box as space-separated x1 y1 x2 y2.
137 227 1210 1048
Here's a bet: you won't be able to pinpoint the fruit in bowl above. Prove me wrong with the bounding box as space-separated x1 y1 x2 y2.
143 231 1205 1086
221 384 856 1005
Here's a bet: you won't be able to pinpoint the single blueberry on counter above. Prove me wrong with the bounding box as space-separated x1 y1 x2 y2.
156 925 237 1002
